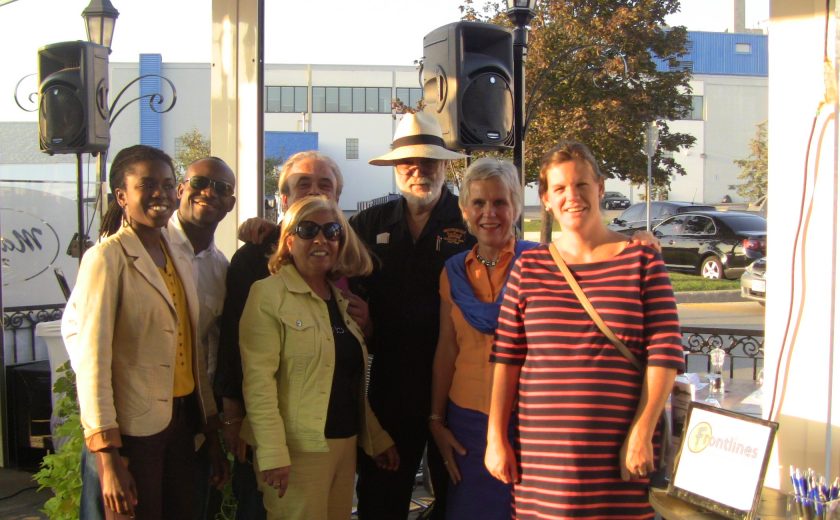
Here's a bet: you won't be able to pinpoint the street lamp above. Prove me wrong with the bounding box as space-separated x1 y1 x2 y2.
506 0 537 231
644 121 660 231
82 0 119 51
80 0 175 249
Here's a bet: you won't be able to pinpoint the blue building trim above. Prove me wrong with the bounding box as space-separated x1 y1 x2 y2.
139 54 163 148
656 31 767 77
264 131 319 161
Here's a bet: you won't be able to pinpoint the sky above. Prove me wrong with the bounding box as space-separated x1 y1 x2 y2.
0 0 769 121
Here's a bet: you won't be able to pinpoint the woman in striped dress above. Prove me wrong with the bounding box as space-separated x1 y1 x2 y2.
484 141 685 519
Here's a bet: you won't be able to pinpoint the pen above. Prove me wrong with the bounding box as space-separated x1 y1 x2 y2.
830 477 839 500
796 469 808 497
790 466 802 497
819 476 829 501
812 487 824 516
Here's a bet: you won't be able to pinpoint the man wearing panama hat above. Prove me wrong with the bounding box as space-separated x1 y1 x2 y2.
351 111 476 519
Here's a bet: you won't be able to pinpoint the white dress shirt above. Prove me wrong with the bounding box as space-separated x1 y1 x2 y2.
167 213 229 381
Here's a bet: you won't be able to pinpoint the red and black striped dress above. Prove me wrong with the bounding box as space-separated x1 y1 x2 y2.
492 244 685 519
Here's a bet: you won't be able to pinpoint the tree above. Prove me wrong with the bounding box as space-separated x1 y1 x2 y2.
173 128 210 179
265 156 283 196
458 0 696 189
734 121 767 203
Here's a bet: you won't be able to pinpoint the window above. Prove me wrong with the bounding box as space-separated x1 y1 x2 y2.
366 87 379 113
312 87 325 112
655 216 686 236
353 87 365 112
265 86 308 113
684 216 715 235
619 204 644 223
294 86 307 112
735 43 752 54
311 86 395 113
378 88 391 112
681 95 704 120
346 138 359 159
326 88 339 112
339 87 352 113
396 87 423 111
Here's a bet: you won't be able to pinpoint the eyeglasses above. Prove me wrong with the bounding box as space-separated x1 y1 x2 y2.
293 220 343 241
185 176 235 196
394 158 440 172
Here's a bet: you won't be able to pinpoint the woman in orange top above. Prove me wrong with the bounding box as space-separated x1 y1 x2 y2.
429 158 536 519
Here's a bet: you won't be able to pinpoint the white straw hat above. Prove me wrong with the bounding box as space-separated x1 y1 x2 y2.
369 111 468 166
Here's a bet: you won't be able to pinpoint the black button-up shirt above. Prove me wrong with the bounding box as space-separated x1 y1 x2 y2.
214 227 279 401
349 187 475 421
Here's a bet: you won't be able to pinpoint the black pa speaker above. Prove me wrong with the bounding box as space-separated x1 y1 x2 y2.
38 41 110 155
422 22 514 151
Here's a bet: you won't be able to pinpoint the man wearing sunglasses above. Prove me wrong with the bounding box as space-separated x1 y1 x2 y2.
167 156 237 519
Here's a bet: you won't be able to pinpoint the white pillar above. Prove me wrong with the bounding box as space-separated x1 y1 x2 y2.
765 0 840 490
211 0 261 258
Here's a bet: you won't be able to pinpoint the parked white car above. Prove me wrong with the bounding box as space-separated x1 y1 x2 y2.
740 257 766 305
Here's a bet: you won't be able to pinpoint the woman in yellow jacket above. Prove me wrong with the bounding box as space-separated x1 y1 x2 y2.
239 196 398 519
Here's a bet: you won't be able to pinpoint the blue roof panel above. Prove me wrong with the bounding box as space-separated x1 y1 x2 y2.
655 31 767 77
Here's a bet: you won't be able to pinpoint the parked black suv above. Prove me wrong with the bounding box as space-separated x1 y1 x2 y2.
607 201 715 236
602 191 631 210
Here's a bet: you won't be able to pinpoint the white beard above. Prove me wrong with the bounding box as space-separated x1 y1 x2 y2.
400 188 440 208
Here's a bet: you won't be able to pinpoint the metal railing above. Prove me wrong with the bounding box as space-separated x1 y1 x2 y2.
680 326 764 380
2 304 65 366
356 193 401 212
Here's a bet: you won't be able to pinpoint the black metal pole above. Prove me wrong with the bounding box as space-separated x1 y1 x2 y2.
513 23 527 233
76 153 86 263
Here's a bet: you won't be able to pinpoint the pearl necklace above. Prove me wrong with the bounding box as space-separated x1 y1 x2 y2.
476 252 499 268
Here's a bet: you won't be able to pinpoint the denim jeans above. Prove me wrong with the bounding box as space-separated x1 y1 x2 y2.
80 444 105 520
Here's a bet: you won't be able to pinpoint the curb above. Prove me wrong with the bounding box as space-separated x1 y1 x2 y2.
675 290 748 304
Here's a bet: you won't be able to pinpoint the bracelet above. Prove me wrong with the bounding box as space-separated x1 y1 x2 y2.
221 414 243 426
428 414 445 423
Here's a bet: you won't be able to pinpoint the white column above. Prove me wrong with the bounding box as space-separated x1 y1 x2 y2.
765 0 840 490
211 0 261 258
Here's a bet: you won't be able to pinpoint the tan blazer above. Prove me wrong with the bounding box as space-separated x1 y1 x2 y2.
62 225 217 449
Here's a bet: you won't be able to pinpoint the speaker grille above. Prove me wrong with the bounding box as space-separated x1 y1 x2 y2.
40 84 85 148
460 72 513 147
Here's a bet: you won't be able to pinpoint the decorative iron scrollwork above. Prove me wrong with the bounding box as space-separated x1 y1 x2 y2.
108 74 177 126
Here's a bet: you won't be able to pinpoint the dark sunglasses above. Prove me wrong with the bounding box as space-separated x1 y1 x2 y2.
185 176 235 196
293 220 343 241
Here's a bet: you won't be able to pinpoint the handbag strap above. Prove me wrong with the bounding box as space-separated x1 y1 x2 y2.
548 243 644 372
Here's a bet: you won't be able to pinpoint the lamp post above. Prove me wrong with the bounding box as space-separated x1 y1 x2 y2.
82 0 119 51
644 121 660 231
506 0 537 232
80 0 176 242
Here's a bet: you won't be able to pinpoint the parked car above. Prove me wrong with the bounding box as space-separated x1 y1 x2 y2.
602 191 631 210
652 210 767 280
608 201 716 236
740 257 766 305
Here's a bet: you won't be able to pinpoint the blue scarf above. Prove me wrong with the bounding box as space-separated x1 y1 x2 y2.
445 240 538 335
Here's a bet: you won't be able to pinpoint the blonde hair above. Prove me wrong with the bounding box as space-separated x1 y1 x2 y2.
268 196 372 279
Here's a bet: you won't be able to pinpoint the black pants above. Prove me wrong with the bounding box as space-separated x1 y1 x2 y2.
92 394 200 520
356 414 448 520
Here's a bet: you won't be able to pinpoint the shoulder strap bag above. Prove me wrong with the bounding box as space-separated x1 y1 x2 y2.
548 243 643 370
548 242 671 480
